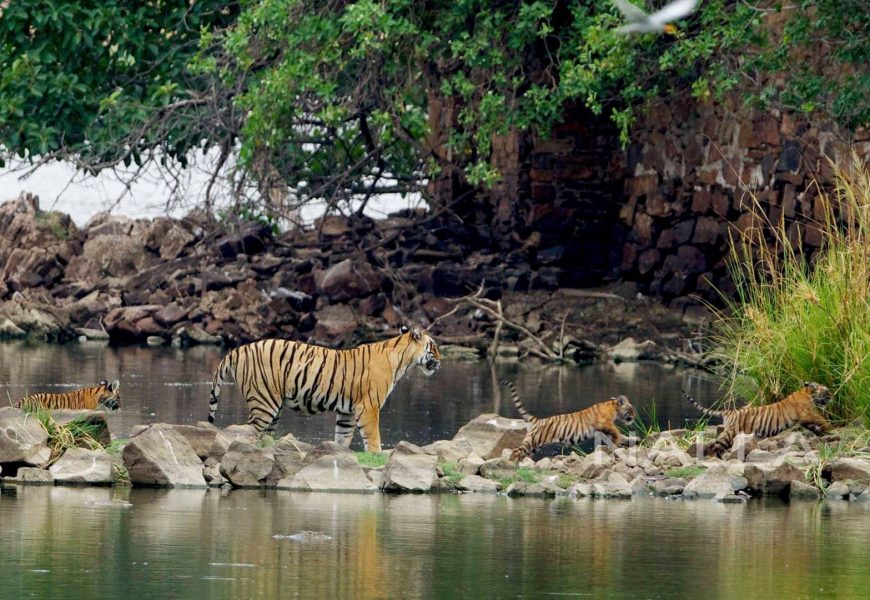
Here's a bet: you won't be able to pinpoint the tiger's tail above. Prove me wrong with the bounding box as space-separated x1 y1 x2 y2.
502 379 537 423
209 351 236 424
683 389 727 418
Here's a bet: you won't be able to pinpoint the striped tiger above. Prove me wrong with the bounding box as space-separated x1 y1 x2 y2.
685 381 833 457
208 326 441 452
16 380 121 412
503 380 637 462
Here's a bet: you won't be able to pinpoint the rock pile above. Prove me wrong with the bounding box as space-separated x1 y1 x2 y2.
0 193 701 361
3 408 868 503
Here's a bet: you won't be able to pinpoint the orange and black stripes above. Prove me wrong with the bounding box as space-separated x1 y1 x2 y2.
685 382 833 457
208 327 440 452
16 380 121 412
503 380 637 462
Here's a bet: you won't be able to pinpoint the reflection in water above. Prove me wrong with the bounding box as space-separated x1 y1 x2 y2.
0 486 867 598
0 341 718 445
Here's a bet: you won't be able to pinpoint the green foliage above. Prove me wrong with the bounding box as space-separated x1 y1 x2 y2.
712 156 870 427
256 434 277 449
666 466 706 479
495 466 540 488
22 406 103 464
440 462 464 485
633 398 661 439
804 429 870 491
355 451 388 468
0 0 236 167
105 438 129 456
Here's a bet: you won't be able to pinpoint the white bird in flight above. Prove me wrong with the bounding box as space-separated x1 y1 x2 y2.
611 0 698 35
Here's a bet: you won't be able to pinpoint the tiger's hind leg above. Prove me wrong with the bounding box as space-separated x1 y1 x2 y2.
247 400 278 436
334 411 356 448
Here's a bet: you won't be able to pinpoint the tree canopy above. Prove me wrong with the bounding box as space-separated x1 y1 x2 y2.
1 0 867 217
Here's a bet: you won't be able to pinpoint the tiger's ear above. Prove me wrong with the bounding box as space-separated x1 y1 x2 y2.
616 395 628 405
108 380 120 392
400 325 409 334
99 380 108 387
411 325 423 341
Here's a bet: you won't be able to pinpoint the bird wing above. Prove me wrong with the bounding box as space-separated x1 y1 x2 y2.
647 0 697 25
611 0 650 22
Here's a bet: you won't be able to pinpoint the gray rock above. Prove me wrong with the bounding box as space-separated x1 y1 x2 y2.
14 467 53 485
203 463 227 487
608 337 657 362
629 477 650 496
452 413 528 460
392 441 427 455
0 406 50 466
273 432 314 455
652 449 694 468
49 448 114 485
592 472 633 498
0 318 26 338
456 475 500 493
745 449 780 463
828 457 870 484
683 466 747 499
505 481 559 497
650 477 687 496
458 455 484 475
422 439 474 463
149 424 219 460
209 425 259 459
789 480 821 500
381 452 439 492
744 459 806 496
713 491 748 503
219 440 276 487
565 448 613 479
856 488 870 504
122 425 207 487
479 457 517 481
279 452 377 492
825 481 851 500
266 448 307 484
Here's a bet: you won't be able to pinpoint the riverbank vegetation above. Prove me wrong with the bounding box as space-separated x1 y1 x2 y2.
713 157 870 427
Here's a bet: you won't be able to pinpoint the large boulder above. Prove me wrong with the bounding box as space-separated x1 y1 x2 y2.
564 447 614 479
682 465 747 499
122 425 207 487
138 423 219 460
452 413 528 460
827 458 870 485
381 452 439 492
422 439 475 463
219 440 276 487
65 234 149 280
455 475 500 493
278 441 376 492
0 407 50 467
591 472 633 498
49 448 114 485
744 459 806 495
316 259 383 301
0 297 67 340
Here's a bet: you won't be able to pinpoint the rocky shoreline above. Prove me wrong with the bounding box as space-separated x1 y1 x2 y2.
2 407 868 503
0 193 708 365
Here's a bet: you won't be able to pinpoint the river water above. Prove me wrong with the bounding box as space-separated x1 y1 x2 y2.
1 342 868 598
0 341 718 443
0 486 867 599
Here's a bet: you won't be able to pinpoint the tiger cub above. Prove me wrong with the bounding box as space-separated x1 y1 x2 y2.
685 381 833 457
503 380 637 462
16 380 121 412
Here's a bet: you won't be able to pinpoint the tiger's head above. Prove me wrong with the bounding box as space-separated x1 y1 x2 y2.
613 395 636 425
402 325 441 376
96 379 121 411
801 381 832 408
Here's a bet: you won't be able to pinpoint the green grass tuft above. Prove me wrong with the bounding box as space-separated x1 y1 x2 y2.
712 155 870 428
355 451 388 468
21 406 103 465
495 466 540 489
666 466 707 479
440 462 464 485
105 439 129 456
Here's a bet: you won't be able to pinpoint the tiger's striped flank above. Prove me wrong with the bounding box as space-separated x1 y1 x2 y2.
208 327 440 452
16 380 121 412
502 379 637 462
684 382 833 457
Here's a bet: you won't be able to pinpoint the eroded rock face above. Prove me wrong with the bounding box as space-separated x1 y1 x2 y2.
0 407 50 467
49 448 114 485
122 425 206 487
453 414 528 460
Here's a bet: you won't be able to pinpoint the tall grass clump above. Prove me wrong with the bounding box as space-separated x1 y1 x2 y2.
713 155 870 427
23 406 104 464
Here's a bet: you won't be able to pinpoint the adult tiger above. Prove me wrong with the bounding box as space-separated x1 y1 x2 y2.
685 381 833 457
16 380 121 412
208 326 441 452
503 380 637 462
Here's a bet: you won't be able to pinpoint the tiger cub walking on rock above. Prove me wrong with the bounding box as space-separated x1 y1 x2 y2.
685 381 833 457
503 380 637 462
